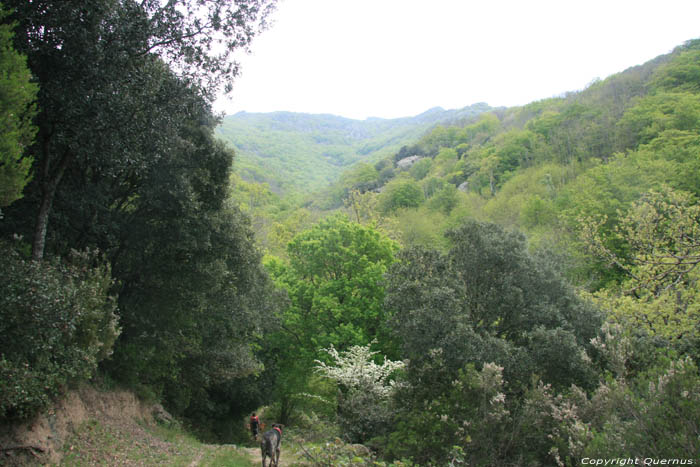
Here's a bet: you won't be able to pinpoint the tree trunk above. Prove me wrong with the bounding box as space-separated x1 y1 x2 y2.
31 133 72 261
32 185 53 261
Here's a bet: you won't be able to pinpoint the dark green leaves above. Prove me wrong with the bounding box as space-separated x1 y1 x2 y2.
385 220 601 390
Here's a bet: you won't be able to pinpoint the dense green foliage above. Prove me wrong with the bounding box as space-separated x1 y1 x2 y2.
0 242 119 419
0 3 36 208
0 0 280 439
263 216 398 423
387 221 602 390
380 221 602 464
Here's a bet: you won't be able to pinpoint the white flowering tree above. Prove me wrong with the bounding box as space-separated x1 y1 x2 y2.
315 344 405 397
315 344 405 443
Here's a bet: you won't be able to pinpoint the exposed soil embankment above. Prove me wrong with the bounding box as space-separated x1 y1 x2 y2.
0 387 154 465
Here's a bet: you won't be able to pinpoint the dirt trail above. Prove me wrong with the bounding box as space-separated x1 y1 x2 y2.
242 445 302 466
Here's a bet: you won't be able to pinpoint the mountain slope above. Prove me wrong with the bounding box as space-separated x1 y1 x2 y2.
215 104 491 193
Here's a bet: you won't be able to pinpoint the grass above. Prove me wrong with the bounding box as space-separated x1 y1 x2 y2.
60 418 253 466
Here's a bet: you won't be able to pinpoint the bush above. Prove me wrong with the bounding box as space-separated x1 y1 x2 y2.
384 361 511 465
378 178 424 213
0 241 120 419
518 356 700 466
315 344 404 444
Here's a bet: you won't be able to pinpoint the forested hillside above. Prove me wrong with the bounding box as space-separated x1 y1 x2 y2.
223 39 700 465
1 0 699 464
215 104 491 193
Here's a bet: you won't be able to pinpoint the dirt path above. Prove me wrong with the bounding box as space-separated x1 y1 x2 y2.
242 445 302 466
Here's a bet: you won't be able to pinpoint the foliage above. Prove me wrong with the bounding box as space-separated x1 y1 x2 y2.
380 220 603 464
393 206 449 249
0 241 119 420
617 91 700 148
106 189 282 422
331 162 380 204
378 177 425 213
408 157 432 180
1 0 275 259
264 216 398 423
386 220 601 390
385 360 512 465
520 356 700 465
276 215 399 355
315 344 405 443
343 189 399 240
652 42 700 93
580 186 700 340
0 0 284 433
0 3 37 208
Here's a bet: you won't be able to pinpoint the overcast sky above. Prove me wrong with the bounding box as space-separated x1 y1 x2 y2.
214 0 700 120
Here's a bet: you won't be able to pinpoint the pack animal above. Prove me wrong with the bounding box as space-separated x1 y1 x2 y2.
260 423 283 467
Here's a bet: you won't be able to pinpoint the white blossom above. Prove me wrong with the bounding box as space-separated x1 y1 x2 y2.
315 343 405 398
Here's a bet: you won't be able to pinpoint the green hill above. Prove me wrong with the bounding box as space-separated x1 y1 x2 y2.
320 39 700 278
215 104 492 193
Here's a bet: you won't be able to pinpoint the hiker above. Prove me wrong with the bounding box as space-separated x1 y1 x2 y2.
250 412 260 440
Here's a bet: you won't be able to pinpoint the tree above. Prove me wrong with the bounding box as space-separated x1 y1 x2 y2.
0 2 283 428
378 177 424 213
382 221 603 464
409 157 432 180
2 0 275 259
616 92 700 149
273 215 398 356
651 40 700 93
265 216 398 423
0 4 37 208
315 344 404 443
580 186 700 341
0 242 119 420
385 220 602 391
99 113 283 422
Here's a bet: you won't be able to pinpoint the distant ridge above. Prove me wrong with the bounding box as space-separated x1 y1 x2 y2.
215 103 491 193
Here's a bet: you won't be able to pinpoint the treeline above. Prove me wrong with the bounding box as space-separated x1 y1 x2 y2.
237 39 700 464
0 0 283 440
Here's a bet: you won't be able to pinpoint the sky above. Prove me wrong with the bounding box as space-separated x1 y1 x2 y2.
214 0 700 120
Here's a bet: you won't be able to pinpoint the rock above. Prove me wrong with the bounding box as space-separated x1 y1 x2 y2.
396 156 423 170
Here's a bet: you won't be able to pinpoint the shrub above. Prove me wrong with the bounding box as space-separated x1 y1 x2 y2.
385 361 511 465
0 241 120 419
378 178 424 213
315 344 405 444
518 356 700 466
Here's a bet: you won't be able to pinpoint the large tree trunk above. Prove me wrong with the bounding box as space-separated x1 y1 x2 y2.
31 133 72 261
